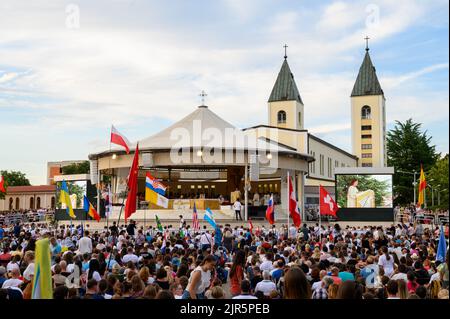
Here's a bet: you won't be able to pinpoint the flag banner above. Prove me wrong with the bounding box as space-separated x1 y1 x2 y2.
0 175 6 193
110 125 131 154
248 218 253 234
204 207 217 228
155 215 163 232
417 165 427 207
145 172 167 196
193 201 200 231
319 185 338 217
59 180 76 219
265 194 275 225
83 195 101 222
436 225 447 262
288 173 302 227
124 144 139 222
31 239 53 299
145 188 169 208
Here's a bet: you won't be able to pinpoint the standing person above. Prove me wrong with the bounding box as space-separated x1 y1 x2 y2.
79 231 93 254
200 230 213 251
214 225 223 248
230 250 246 297
179 215 186 229
233 199 243 221
181 255 216 299
126 220 136 237
300 224 309 241
378 246 395 277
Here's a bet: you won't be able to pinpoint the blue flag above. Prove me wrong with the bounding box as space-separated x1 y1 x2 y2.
204 207 216 229
436 225 447 262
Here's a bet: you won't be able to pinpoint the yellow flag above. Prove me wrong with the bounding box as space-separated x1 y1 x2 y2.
60 180 76 218
145 187 169 208
31 239 53 299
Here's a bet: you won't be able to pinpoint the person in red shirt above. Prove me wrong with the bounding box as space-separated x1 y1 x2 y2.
0 247 12 267
330 267 342 285
229 250 246 297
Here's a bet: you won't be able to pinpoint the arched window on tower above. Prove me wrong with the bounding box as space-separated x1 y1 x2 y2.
277 110 286 124
298 112 302 126
361 105 371 119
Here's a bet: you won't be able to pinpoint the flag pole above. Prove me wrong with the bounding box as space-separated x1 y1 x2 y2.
287 171 290 239
107 126 112 231
319 185 321 243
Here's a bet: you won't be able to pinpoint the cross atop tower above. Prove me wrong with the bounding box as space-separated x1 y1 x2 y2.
199 90 207 106
283 44 288 59
365 36 370 51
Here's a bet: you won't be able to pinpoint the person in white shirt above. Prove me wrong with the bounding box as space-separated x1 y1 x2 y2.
378 246 395 277
254 271 277 296
200 231 213 250
233 200 242 221
232 280 257 299
260 253 274 272
78 231 93 254
122 247 139 264
2 268 23 289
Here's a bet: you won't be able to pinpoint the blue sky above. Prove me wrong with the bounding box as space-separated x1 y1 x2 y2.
0 0 448 184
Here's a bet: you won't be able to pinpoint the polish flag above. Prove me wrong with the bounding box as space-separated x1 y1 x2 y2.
0 175 5 193
110 125 131 154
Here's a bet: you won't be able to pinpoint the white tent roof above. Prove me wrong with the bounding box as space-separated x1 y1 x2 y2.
90 105 311 159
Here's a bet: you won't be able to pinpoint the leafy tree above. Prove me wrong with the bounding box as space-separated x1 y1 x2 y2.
387 119 439 205
337 175 391 208
0 170 31 199
62 161 90 175
427 154 449 208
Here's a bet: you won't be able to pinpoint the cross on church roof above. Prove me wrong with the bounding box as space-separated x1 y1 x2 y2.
199 90 207 106
365 36 370 51
284 44 288 59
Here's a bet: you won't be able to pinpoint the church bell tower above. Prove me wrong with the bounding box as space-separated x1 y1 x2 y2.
351 39 387 167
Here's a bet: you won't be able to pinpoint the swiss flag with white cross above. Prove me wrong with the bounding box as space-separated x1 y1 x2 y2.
319 185 338 217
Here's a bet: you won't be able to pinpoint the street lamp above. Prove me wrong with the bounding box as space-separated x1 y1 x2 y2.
397 170 418 204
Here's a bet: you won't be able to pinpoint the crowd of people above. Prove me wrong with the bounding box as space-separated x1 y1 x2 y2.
0 215 448 300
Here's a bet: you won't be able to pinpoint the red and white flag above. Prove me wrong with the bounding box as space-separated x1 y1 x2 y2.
319 185 338 218
248 218 253 234
110 125 131 154
288 173 302 228
0 175 6 193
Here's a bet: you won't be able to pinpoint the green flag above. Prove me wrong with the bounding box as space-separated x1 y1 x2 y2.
156 215 163 231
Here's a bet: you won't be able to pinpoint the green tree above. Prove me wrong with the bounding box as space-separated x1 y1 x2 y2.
387 119 439 205
427 154 449 209
0 170 31 199
62 161 90 175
